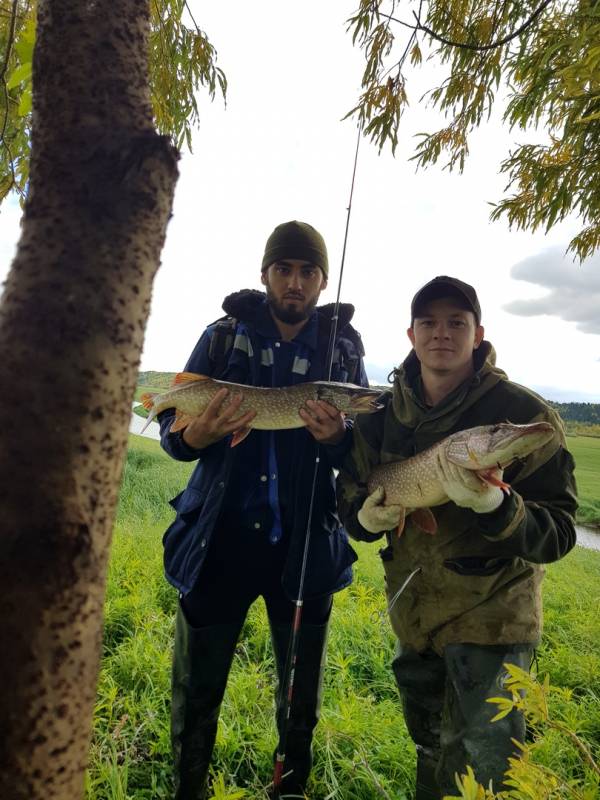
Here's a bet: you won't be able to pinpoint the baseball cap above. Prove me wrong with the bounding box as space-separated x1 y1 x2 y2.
410 276 481 324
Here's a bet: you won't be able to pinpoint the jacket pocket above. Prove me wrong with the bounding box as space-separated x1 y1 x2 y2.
443 556 512 577
163 488 209 590
163 489 206 551
168 487 206 516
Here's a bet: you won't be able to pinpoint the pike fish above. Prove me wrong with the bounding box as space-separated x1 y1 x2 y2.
141 371 384 446
367 421 555 535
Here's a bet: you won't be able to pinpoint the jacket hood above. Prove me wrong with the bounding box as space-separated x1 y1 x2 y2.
222 288 356 329
391 340 508 430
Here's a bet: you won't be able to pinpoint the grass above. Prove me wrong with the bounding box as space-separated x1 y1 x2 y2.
115 435 193 524
568 434 600 527
85 435 600 799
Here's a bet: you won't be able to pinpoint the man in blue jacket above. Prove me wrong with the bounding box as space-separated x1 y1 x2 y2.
159 220 369 799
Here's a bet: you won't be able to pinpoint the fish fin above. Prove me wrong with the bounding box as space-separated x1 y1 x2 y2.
140 392 156 411
169 412 195 433
410 508 438 535
395 506 407 538
172 371 211 386
230 427 252 447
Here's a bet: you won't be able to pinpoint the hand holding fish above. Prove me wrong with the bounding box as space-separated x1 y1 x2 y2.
357 486 404 534
299 399 346 445
365 422 554 535
434 448 505 514
141 372 383 447
182 388 257 450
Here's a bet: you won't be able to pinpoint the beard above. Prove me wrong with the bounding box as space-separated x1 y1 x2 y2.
265 286 319 325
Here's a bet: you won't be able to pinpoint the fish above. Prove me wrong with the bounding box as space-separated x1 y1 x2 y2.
366 421 555 535
140 371 385 446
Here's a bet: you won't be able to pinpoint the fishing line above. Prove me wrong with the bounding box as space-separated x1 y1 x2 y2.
387 567 422 614
271 124 362 796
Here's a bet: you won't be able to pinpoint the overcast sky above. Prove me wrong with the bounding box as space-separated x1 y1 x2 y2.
1 1 599 402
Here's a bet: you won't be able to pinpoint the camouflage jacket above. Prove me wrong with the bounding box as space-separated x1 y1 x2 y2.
337 342 578 653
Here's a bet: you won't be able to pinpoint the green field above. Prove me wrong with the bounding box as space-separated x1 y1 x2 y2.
568 434 600 527
84 436 600 799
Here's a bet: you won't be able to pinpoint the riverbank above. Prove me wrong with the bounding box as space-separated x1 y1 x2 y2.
576 524 600 551
92 438 600 799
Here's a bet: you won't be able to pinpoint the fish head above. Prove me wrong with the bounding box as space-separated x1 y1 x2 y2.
445 421 555 470
316 382 387 414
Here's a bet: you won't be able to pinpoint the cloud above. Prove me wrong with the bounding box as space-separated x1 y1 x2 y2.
504 247 600 335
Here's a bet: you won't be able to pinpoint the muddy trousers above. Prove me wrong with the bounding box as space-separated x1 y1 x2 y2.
171 604 330 799
392 642 533 799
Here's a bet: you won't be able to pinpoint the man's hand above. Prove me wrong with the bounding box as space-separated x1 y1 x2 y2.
182 388 257 450
435 448 504 514
299 399 346 445
357 486 404 534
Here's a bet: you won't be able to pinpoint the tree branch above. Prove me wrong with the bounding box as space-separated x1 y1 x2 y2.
381 0 554 52
0 0 19 84
0 0 19 196
183 0 200 34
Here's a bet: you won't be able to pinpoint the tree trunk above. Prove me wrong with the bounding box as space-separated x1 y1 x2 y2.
0 2 178 798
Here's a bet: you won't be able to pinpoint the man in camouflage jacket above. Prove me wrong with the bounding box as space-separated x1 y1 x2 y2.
337 276 577 798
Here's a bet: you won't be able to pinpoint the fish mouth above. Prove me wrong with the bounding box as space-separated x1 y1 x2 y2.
493 421 555 466
349 389 386 413
514 421 554 437
447 421 556 471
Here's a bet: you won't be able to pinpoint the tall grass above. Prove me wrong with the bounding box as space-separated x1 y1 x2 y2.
86 435 600 799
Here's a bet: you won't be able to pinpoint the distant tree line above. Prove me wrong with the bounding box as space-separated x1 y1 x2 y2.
549 402 600 425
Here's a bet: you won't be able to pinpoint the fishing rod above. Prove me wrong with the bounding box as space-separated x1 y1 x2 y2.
271 124 362 797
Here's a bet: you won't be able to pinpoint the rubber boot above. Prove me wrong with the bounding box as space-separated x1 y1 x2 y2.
171 606 241 800
437 643 532 796
270 622 329 798
415 745 440 800
391 646 445 800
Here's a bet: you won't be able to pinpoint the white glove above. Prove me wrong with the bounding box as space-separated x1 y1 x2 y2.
435 449 505 514
357 486 404 533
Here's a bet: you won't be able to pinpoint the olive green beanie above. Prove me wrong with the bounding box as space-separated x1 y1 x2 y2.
261 220 329 277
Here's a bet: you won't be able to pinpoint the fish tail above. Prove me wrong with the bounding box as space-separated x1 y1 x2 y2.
139 393 158 433
140 392 156 411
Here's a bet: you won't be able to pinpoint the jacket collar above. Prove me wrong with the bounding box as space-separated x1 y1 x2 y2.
222 289 355 328
221 289 356 351
391 341 508 430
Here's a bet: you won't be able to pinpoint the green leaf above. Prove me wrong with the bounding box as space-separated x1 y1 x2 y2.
18 86 32 116
14 16 36 64
6 62 32 90
576 110 600 123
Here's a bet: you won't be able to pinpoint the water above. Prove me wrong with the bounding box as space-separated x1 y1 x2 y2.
576 525 600 552
129 404 160 441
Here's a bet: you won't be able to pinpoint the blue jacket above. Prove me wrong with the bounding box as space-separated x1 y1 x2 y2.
159 290 369 600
